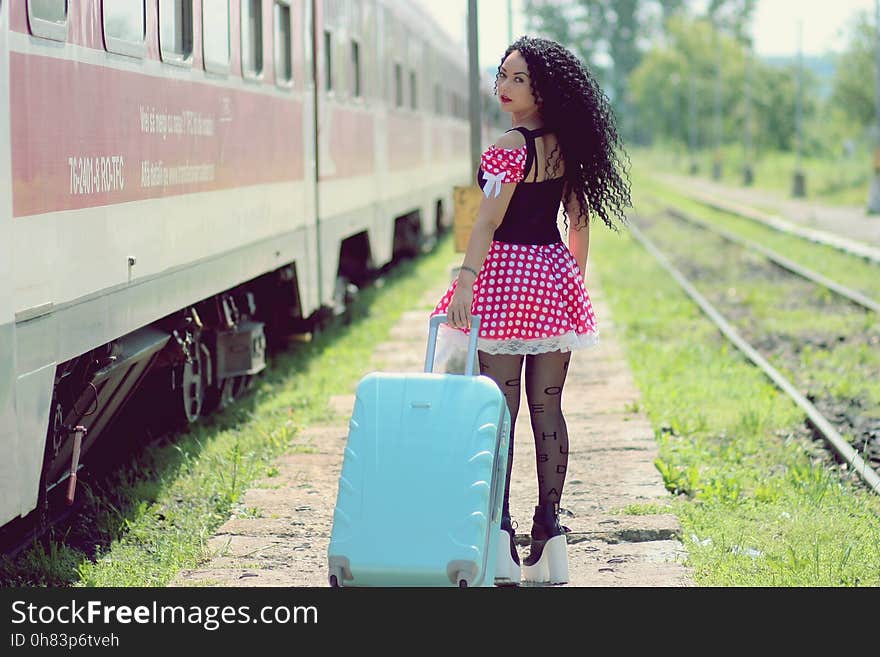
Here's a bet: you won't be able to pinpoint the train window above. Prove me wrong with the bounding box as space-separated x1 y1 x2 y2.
203 1 230 74
27 0 68 42
394 63 402 108
159 0 193 65
323 30 333 91
303 0 314 90
350 40 361 98
379 7 390 102
103 0 146 58
274 1 293 87
409 70 417 110
241 0 263 79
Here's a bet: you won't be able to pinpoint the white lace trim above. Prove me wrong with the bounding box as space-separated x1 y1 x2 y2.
474 331 599 355
432 323 599 371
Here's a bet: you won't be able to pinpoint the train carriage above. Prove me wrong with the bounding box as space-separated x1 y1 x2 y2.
0 0 493 533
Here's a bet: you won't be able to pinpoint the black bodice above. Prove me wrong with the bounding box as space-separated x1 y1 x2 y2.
477 126 565 245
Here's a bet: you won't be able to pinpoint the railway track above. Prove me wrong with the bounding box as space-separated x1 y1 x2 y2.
628 207 880 495
656 182 880 265
661 205 880 314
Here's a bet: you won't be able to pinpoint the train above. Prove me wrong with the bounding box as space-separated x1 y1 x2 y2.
0 0 501 535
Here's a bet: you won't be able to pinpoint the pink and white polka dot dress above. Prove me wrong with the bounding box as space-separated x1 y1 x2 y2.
431 130 599 356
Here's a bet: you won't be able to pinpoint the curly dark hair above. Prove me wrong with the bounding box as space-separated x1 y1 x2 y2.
496 36 632 231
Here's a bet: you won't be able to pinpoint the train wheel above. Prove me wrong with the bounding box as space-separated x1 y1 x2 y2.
221 378 238 409
176 344 206 424
231 374 254 399
331 275 355 317
200 342 227 415
203 377 235 414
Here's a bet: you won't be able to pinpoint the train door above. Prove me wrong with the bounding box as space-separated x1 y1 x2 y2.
302 0 321 315
0 0 23 527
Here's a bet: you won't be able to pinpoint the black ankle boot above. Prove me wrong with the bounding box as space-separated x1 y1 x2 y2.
521 502 568 584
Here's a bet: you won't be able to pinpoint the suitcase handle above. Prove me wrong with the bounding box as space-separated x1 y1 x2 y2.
426 314 481 375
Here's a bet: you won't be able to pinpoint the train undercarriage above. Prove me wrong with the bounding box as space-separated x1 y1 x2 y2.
13 213 434 540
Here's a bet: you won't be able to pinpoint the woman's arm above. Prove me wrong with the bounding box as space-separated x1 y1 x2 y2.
564 188 590 279
447 132 525 329
457 183 515 280
447 182 517 329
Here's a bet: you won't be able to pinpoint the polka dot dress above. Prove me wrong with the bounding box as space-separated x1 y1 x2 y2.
431 135 599 357
431 241 599 355
481 145 527 183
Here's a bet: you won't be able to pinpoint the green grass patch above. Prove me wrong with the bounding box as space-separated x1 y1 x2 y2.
635 146 872 206
0 236 457 587
631 171 880 302
622 190 880 437
591 218 880 586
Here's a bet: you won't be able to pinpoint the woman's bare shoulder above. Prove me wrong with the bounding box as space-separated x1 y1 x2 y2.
494 130 526 150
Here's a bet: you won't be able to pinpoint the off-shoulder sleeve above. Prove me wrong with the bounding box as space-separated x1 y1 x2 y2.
479 145 527 197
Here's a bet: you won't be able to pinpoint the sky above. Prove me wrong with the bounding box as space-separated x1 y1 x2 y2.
416 0 878 69
752 0 875 56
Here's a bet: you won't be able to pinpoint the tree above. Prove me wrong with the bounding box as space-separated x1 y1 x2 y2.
627 15 817 152
524 0 756 139
705 0 757 43
830 10 876 133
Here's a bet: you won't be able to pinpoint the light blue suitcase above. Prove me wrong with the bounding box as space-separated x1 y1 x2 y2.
327 315 510 587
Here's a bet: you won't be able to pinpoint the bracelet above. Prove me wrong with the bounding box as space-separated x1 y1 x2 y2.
459 265 479 278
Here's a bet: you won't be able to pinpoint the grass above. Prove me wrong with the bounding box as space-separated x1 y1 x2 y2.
0 236 455 587
635 145 873 206
591 206 880 586
626 182 880 435
630 172 880 302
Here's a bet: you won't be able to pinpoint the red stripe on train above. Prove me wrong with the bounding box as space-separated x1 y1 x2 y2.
11 52 304 218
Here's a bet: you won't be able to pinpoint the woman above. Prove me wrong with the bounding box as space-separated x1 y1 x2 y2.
431 36 631 585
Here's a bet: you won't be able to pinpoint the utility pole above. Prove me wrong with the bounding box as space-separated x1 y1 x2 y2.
792 19 806 197
689 71 699 175
868 0 880 213
743 40 754 186
468 0 481 181
712 41 723 180
507 0 513 44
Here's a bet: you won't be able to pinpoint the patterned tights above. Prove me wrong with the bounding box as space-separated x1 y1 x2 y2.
477 350 573 517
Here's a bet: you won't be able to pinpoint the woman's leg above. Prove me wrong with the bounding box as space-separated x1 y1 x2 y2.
524 350 572 506
521 349 573 583
477 351 524 524
478 351 525 584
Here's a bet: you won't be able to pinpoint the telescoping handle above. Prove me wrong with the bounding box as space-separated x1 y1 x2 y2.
425 314 481 375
